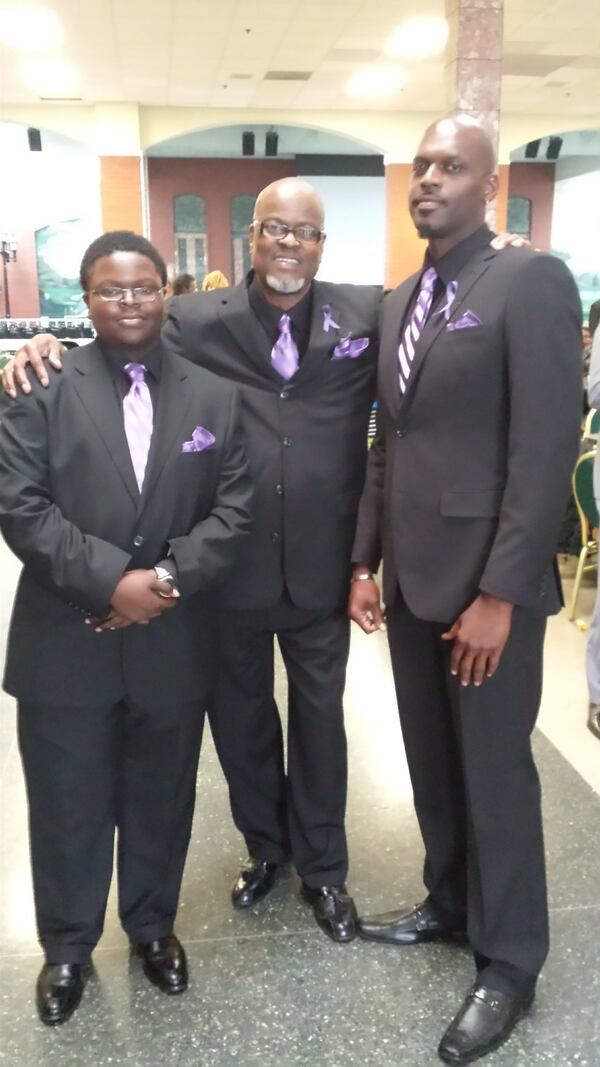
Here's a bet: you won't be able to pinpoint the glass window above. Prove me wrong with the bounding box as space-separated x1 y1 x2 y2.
230 195 255 285
173 195 207 282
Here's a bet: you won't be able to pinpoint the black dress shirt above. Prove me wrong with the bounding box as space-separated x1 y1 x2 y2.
248 275 314 363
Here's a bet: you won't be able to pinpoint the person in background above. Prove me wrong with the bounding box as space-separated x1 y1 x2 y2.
172 272 197 296
588 297 600 338
349 116 581 1064
202 270 229 291
0 231 252 1025
585 322 600 739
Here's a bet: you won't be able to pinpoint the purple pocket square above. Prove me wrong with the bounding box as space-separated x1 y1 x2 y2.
181 426 216 453
446 310 483 331
331 335 369 360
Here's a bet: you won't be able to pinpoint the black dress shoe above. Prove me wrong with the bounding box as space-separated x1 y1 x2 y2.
301 883 358 943
231 858 279 909
36 963 84 1026
136 935 188 995
358 900 466 945
438 984 535 1064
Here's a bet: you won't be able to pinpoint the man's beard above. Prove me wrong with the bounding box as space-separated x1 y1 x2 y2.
266 273 306 295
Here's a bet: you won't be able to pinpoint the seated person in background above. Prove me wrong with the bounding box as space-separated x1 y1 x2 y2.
585 322 600 739
172 272 197 296
201 269 229 291
0 231 252 1026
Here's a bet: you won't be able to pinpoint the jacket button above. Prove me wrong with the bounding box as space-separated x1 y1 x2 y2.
133 534 145 546
271 532 280 543
275 484 284 495
283 436 292 447
396 429 406 438
280 390 289 399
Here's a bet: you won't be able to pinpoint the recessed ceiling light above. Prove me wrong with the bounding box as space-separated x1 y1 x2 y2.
346 65 408 99
0 5 64 50
384 17 449 60
19 57 79 95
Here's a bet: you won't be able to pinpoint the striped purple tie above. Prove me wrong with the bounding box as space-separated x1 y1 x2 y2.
398 266 437 394
271 313 299 380
123 362 153 492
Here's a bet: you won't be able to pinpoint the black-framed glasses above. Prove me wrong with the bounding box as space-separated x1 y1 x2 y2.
253 219 324 245
88 285 164 302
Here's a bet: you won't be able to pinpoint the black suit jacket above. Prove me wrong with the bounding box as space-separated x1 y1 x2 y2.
353 246 582 622
0 341 253 706
163 280 380 611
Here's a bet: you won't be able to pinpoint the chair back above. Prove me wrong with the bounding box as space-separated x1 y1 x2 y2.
573 450 598 543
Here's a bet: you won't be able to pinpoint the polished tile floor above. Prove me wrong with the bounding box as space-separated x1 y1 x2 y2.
1 540 599 1066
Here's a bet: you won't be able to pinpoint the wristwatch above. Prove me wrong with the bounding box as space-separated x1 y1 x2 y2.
153 565 178 598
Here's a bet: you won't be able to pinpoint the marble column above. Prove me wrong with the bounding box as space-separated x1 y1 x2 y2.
445 0 506 228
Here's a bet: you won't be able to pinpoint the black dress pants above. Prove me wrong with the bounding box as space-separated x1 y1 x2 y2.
386 594 548 996
210 597 350 887
18 697 205 964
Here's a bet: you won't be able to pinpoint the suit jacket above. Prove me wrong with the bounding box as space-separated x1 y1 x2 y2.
353 245 582 622
0 341 253 707
163 280 380 611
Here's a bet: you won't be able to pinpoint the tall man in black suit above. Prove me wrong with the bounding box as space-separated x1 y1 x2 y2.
349 118 582 1063
2 180 381 942
0 232 252 1024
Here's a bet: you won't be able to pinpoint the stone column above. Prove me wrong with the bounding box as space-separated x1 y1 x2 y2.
445 0 506 228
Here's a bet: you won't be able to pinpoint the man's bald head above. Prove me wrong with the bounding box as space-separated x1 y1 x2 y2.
254 178 325 229
422 115 497 176
409 115 499 254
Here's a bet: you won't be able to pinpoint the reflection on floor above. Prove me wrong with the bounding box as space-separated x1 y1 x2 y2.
1 541 599 1066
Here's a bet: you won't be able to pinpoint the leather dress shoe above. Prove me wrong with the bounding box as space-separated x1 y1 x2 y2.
301 883 358 943
36 962 84 1026
136 935 188 995
588 701 600 738
358 899 466 945
231 859 279 909
438 984 535 1064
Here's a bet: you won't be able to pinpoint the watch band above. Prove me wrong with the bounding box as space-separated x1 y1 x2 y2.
153 565 177 597
350 572 374 583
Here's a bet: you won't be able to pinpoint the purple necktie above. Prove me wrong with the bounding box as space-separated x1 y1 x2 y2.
123 362 153 492
271 314 299 380
398 266 437 394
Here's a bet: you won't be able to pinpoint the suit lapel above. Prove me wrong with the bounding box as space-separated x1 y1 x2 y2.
71 342 139 505
381 274 421 417
290 282 340 388
137 350 192 516
216 282 282 382
398 247 496 412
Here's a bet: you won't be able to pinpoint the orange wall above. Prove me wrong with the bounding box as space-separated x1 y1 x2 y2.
100 156 143 234
385 162 509 290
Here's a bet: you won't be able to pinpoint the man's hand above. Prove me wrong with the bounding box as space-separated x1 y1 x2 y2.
109 570 180 624
348 569 387 634
1 334 65 398
491 232 531 250
442 593 513 687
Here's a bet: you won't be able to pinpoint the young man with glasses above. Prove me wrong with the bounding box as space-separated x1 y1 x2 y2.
0 231 252 1025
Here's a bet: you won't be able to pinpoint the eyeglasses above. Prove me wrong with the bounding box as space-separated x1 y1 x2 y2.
253 219 324 245
88 285 164 302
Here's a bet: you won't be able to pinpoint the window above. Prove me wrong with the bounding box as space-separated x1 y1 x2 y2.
173 194 207 283
230 195 255 285
507 196 532 238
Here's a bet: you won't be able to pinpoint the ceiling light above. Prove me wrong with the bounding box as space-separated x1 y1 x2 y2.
346 65 408 99
384 17 449 60
0 5 64 51
19 57 79 95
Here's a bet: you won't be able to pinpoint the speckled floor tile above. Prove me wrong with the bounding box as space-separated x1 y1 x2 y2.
1 542 600 1065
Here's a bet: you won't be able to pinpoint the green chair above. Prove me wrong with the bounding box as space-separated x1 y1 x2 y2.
568 449 598 620
583 408 600 439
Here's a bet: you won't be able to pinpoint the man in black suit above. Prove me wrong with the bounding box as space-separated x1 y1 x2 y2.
2 180 381 942
0 232 252 1024
349 118 582 1063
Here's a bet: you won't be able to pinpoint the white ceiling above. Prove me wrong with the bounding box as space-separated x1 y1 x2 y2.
0 0 598 116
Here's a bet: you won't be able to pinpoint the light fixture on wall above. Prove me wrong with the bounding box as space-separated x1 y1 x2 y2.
546 136 563 161
27 127 42 151
0 235 18 318
242 131 255 156
265 131 278 157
